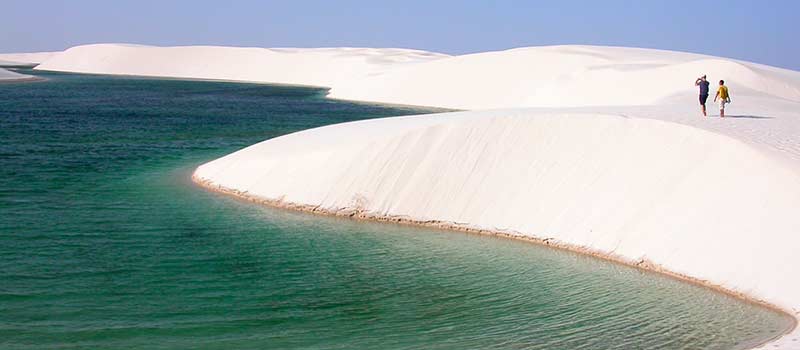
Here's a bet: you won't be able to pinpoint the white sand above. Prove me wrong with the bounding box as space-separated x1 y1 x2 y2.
36 44 449 86
0 51 60 80
0 67 35 81
329 45 800 109
0 51 60 66
37 43 800 348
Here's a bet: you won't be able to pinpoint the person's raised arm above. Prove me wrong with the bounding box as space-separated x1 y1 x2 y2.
695 78 701 86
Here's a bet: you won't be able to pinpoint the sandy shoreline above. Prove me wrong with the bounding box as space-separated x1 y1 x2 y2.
0 65 46 83
0 76 46 83
192 174 797 347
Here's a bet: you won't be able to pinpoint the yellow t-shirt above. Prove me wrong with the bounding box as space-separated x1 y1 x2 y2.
718 86 729 99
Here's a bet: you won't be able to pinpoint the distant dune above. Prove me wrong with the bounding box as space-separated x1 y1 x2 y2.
25 43 800 349
0 51 60 81
34 44 800 109
35 44 449 87
0 51 60 66
328 45 800 109
0 67 36 81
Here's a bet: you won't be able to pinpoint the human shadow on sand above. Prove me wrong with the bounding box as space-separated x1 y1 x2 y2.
723 115 774 119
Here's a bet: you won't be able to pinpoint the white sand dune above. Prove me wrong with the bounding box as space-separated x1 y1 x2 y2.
328 45 800 109
36 44 449 86
35 43 800 348
0 67 35 81
0 51 60 66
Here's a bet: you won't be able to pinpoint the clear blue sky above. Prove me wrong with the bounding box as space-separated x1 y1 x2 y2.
3 0 799 70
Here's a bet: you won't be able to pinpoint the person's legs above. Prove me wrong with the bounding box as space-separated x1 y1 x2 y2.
719 99 726 117
700 95 708 116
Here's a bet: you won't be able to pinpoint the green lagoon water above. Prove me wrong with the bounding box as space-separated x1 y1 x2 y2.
0 69 792 349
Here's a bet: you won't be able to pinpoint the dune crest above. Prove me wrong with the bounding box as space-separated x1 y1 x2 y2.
329 45 800 109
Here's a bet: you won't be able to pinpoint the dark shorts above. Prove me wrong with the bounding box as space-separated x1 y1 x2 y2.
699 94 709 105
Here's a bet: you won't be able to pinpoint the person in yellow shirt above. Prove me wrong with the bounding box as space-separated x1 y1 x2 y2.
714 80 731 118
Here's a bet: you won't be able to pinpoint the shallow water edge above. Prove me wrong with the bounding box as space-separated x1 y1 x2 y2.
191 174 797 349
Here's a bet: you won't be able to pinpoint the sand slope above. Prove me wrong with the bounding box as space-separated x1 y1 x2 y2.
195 109 800 350
34 43 800 349
196 109 800 305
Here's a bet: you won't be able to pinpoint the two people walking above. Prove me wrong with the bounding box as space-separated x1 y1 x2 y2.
695 75 731 117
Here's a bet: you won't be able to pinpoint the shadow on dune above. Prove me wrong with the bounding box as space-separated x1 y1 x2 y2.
724 115 774 119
